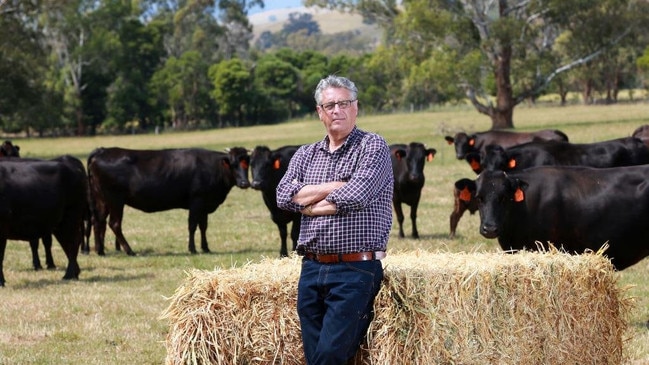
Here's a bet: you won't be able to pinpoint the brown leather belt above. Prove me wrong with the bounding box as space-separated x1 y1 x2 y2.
303 251 386 263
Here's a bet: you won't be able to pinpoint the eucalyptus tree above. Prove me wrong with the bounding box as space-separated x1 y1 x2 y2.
0 0 52 134
306 0 647 129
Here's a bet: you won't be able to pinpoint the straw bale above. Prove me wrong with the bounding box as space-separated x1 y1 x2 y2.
161 249 632 365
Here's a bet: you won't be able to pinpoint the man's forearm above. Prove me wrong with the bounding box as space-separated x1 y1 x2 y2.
292 181 346 206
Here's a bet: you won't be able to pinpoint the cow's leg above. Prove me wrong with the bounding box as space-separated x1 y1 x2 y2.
290 218 300 253
198 214 209 253
107 205 135 256
187 210 198 254
277 223 289 257
92 207 109 256
449 204 467 239
42 235 56 269
410 202 420 239
54 219 81 281
0 238 6 286
29 238 43 270
393 201 405 238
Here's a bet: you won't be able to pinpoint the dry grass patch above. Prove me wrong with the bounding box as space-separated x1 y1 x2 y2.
162 249 631 365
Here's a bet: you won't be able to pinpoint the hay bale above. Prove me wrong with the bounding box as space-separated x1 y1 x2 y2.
161 249 632 365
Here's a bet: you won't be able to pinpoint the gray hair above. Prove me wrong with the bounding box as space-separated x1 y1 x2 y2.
314 75 358 105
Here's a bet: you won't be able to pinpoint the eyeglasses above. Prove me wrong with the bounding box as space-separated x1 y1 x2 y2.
319 99 356 112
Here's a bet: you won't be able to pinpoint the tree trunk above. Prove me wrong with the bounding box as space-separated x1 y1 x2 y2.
492 45 515 129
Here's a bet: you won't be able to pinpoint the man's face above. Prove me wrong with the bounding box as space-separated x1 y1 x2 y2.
316 87 358 138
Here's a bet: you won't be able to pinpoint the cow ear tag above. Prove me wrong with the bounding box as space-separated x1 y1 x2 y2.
427 153 434 162
508 158 516 169
459 187 472 202
470 159 480 172
273 159 281 170
514 187 525 202
469 138 475 146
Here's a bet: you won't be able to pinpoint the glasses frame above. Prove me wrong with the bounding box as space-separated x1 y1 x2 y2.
318 99 357 112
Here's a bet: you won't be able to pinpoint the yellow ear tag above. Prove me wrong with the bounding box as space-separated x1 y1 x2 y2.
514 187 524 202
273 159 281 170
427 153 434 162
459 187 472 202
508 159 516 169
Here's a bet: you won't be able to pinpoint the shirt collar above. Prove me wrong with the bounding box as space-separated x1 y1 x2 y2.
318 126 361 152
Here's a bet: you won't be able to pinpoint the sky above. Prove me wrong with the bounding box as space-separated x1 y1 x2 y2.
249 0 305 15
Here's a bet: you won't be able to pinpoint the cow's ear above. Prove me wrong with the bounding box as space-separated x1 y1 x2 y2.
459 186 473 202
512 179 528 202
444 136 454 145
514 187 524 202
508 158 516 169
427 148 437 161
273 159 281 170
221 157 232 168
394 149 407 160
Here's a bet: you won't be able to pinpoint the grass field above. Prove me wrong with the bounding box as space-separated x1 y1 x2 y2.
1 102 648 364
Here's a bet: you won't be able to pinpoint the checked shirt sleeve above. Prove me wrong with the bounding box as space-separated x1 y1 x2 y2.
326 133 393 215
276 145 310 212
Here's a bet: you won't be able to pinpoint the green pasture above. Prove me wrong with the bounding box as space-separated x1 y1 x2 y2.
1 102 648 364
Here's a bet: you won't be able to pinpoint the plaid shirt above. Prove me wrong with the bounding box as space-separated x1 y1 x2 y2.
276 127 393 254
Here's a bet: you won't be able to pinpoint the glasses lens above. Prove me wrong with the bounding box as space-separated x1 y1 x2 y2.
321 100 354 112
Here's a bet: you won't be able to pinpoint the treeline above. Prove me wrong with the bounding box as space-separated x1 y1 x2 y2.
1 0 649 136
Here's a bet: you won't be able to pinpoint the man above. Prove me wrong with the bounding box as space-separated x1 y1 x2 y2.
277 75 393 365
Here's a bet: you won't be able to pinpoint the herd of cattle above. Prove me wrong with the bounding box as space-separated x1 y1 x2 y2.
1 124 649 285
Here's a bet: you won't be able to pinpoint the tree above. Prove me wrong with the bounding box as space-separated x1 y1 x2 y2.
306 0 647 129
209 58 254 126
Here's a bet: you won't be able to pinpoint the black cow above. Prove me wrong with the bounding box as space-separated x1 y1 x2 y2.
471 167 649 271
0 157 86 286
449 178 478 239
0 140 20 157
444 130 569 173
481 137 649 172
0 155 89 272
390 142 437 238
250 145 301 257
87 147 250 255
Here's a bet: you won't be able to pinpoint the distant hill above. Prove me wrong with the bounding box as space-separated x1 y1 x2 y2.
249 6 380 42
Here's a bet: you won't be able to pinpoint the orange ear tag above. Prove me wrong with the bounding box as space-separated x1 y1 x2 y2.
470 159 480 171
273 159 281 170
469 139 475 147
508 159 516 169
514 187 524 202
459 187 472 202
427 153 434 162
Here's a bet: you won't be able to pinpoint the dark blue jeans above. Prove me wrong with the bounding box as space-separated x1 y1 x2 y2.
297 258 384 365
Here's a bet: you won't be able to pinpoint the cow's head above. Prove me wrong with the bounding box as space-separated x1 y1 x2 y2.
0 140 20 157
481 144 510 172
225 146 251 189
475 170 528 239
249 145 273 190
394 142 436 184
449 132 476 160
